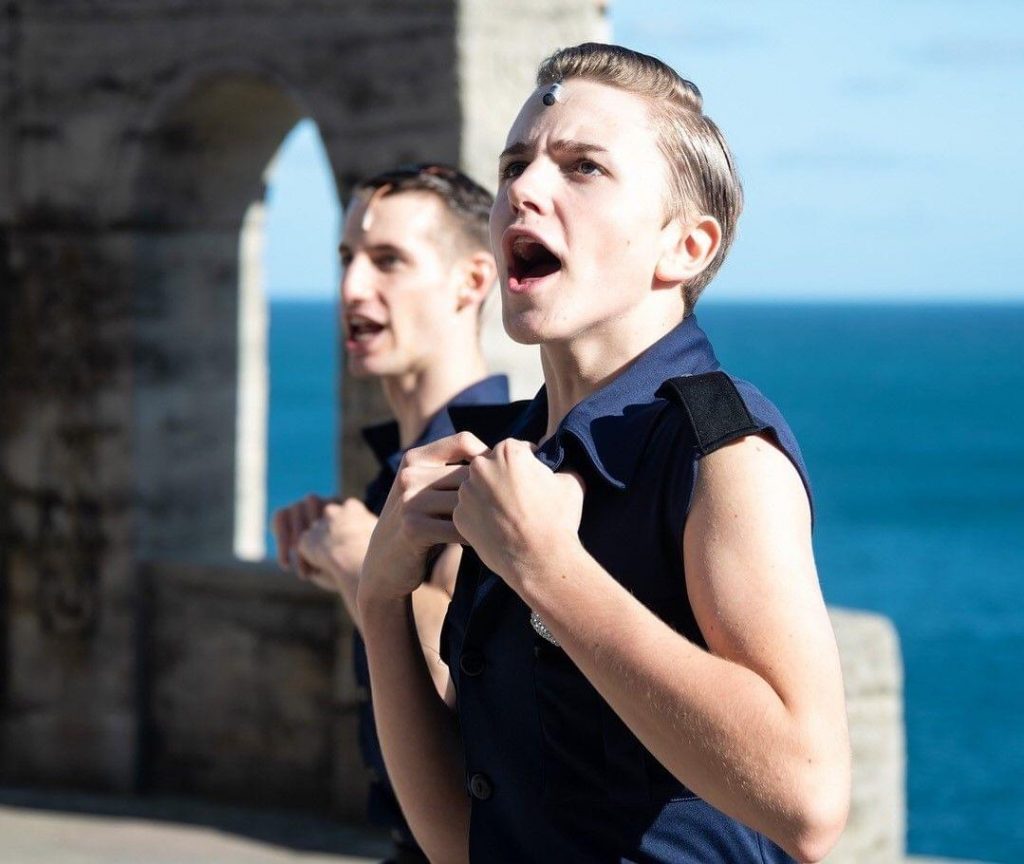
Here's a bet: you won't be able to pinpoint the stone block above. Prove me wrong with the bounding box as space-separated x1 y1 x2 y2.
141 560 343 811
826 608 906 863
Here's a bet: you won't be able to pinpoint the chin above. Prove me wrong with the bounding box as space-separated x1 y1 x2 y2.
500 308 549 346
344 354 380 378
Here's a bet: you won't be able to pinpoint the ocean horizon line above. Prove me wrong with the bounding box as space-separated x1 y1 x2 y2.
267 294 1024 308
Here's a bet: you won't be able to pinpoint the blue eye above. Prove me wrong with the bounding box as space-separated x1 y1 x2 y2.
576 159 602 176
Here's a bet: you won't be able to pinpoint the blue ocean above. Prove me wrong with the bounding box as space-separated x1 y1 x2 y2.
267 300 1023 864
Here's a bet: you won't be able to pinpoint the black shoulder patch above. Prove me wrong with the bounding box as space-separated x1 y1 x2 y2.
656 372 761 456
447 401 532 448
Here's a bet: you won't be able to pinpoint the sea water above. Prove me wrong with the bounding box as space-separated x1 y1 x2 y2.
267 300 1024 863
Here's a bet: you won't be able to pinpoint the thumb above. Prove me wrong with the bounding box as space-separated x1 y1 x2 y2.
413 430 490 465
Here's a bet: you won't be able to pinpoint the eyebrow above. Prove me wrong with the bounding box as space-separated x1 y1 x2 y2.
339 242 407 258
499 139 610 161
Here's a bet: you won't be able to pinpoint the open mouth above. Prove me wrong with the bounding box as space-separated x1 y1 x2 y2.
508 235 562 287
346 315 386 343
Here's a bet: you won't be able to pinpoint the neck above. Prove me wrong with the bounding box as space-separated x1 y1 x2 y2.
381 338 489 450
540 303 685 437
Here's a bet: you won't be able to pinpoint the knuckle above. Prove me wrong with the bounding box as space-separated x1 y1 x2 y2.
394 469 412 494
455 431 483 454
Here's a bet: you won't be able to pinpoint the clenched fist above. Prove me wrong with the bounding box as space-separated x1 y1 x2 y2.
453 437 585 591
360 432 489 607
298 498 378 594
271 493 334 577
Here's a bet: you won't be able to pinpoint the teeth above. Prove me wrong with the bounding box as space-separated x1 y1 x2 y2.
512 236 545 261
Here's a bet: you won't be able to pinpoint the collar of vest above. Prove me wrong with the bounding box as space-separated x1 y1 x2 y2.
452 316 721 490
361 374 512 467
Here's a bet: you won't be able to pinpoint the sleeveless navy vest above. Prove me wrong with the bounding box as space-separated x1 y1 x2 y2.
442 317 810 863
355 375 509 841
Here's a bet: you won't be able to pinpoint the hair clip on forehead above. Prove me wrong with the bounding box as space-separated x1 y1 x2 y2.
541 82 563 106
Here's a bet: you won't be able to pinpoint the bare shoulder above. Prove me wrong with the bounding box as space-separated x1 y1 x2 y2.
684 433 834 702
685 431 815 602
691 432 811 529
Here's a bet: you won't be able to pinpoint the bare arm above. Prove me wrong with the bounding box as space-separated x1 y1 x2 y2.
358 433 489 863
411 545 462 707
360 592 468 861
454 435 850 863
297 500 458 702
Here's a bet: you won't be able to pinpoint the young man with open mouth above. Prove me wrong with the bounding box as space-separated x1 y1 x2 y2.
271 163 507 864
359 44 851 864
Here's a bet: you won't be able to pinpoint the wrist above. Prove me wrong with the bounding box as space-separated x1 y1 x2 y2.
358 548 417 601
357 586 413 635
514 532 591 606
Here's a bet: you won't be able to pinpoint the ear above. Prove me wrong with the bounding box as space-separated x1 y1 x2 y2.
654 215 722 285
455 250 498 313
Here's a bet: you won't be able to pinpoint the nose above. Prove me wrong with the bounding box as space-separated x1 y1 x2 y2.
339 256 373 306
506 161 551 217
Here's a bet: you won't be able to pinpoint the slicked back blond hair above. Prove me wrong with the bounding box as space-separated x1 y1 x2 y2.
537 43 743 308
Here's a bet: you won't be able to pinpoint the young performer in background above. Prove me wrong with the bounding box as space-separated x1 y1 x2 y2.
272 164 507 864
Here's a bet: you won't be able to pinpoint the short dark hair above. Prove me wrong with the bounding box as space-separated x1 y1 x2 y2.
352 163 493 253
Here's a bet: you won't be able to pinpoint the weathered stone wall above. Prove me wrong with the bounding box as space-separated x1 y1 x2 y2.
1 8 14 224
0 0 605 802
827 609 906 864
138 560 342 811
2 223 139 789
0 0 459 793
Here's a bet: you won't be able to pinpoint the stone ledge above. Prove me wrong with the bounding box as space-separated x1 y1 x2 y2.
908 858 995 864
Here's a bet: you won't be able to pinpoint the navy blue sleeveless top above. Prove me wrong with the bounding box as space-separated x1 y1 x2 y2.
355 374 509 836
442 317 810 863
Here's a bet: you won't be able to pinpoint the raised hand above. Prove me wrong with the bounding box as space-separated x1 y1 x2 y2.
270 493 334 576
297 498 378 595
360 432 490 606
453 438 585 591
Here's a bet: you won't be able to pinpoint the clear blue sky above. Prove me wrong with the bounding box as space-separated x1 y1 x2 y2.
264 1 1024 302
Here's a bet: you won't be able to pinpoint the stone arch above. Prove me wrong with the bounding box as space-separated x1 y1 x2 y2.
127 67 313 560
122 70 355 808
0 0 605 802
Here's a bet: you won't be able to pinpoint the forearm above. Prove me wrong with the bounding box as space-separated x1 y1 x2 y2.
332 570 362 632
522 545 846 860
359 592 470 863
